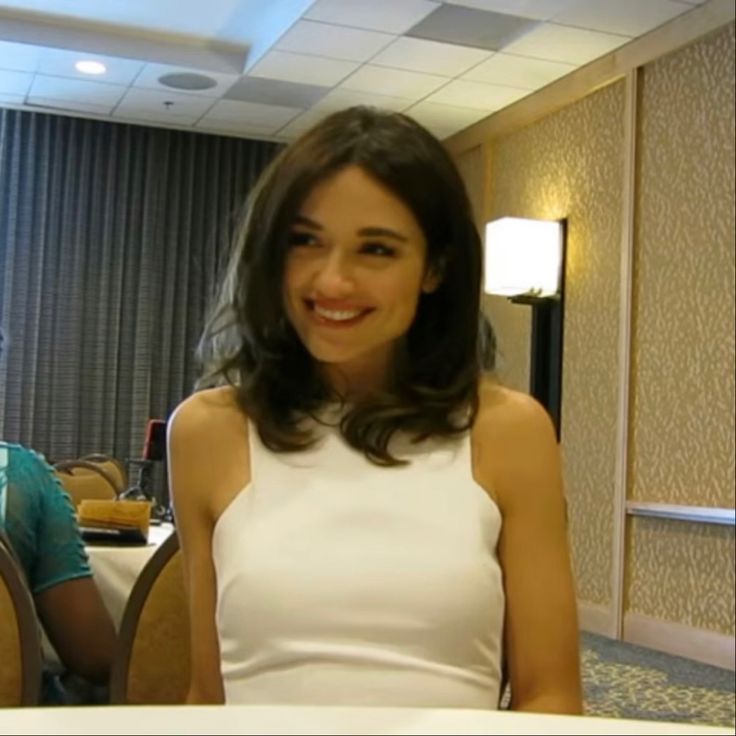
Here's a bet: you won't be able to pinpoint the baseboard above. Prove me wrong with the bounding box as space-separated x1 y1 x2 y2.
578 601 617 638
624 612 735 671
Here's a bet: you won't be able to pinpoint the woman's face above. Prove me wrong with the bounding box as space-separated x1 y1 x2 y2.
283 165 438 395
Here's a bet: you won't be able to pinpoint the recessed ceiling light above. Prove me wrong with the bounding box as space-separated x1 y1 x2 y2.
75 60 107 75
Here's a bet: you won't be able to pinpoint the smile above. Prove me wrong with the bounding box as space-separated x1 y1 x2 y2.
306 300 374 327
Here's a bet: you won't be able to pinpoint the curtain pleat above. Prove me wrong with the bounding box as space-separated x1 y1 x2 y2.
0 108 280 470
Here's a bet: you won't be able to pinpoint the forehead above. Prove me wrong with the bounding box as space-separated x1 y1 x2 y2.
298 166 421 231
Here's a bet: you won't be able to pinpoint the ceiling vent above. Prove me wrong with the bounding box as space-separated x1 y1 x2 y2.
158 73 218 91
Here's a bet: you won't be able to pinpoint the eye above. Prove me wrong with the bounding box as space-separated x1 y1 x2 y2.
360 242 396 257
288 230 319 248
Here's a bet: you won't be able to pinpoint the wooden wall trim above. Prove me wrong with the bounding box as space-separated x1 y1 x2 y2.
624 613 736 671
579 601 616 638
610 69 638 641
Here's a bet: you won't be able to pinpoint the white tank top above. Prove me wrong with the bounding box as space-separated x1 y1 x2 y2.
212 418 505 708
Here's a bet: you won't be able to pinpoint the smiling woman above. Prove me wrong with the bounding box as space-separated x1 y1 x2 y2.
283 166 440 397
169 106 582 713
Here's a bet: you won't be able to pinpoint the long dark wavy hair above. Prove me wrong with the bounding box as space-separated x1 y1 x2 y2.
197 106 495 465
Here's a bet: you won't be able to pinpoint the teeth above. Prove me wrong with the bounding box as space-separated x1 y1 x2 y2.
313 304 364 321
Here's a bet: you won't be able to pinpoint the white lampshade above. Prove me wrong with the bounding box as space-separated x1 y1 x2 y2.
484 217 563 297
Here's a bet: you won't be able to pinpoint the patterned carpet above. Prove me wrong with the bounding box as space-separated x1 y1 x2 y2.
581 632 736 728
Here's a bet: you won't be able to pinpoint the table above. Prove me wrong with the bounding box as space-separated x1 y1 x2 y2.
86 522 174 628
0 705 733 735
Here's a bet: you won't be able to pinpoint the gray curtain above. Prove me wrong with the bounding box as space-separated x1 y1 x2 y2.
0 107 280 470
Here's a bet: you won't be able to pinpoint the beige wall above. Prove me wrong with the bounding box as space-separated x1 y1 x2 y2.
627 22 735 634
455 145 533 392
454 21 735 648
485 82 626 608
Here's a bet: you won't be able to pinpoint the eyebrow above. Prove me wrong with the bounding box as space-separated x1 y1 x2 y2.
292 215 408 243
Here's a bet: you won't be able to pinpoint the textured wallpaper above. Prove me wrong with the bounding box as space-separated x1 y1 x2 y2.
486 82 626 607
632 22 735 509
454 146 532 392
627 518 735 634
454 145 484 228
628 23 735 632
454 22 735 633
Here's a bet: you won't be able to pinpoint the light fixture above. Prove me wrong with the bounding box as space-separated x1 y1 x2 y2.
484 216 563 298
75 60 107 75
484 216 567 439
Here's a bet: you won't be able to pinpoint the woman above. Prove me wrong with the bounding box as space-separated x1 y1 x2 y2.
169 107 582 712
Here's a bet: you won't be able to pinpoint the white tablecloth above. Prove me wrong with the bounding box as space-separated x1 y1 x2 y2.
87 522 174 628
0 705 732 735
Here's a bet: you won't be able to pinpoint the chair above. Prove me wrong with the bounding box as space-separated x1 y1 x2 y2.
54 455 126 508
109 530 190 704
0 533 42 706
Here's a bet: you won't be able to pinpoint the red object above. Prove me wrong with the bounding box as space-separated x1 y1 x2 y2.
143 419 167 461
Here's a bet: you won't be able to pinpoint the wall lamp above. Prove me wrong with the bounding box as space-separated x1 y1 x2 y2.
484 216 567 440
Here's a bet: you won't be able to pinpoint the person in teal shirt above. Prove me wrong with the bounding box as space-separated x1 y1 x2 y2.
0 328 116 703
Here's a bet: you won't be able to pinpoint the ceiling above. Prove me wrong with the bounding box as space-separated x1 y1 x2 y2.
0 0 706 142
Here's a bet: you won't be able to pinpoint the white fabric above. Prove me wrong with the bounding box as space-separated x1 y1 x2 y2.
212 420 505 708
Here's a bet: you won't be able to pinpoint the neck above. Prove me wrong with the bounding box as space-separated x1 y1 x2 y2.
320 350 396 402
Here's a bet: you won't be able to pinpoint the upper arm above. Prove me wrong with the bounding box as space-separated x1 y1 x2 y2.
476 388 582 714
168 388 249 704
8 447 115 683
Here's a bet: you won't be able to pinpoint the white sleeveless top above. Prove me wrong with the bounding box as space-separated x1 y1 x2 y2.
212 419 505 708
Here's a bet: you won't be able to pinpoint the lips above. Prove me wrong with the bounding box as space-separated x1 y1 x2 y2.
305 299 374 327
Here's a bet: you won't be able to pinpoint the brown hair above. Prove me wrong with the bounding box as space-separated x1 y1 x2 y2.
197 106 495 465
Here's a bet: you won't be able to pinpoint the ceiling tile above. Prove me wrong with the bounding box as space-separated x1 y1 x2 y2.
115 88 214 117
133 64 239 97
28 75 127 107
275 20 395 62
551 0 690 37
406 5 540 51
305 0 440 34
0 69 32 96
25 97 115 115
441 0 576 20
224 76 330 108
248 50 358 86
275 108 333 138
416 119 475 139
405 100 491 129
0 92 26 106
501 22 629 64
313 88 414 113
112 110 202 126
370 37 492 77
426 78 528 110
36 49 144 86
202 99 302 128
339 65 447 102
0 40 42 73
462 52 575 89
0 0 269 39
194 118 286 138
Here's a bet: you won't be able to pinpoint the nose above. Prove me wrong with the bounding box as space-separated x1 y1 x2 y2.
312 248 355 296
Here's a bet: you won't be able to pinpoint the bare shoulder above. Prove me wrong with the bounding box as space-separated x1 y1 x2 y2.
473 377 561 512
170 385 244 434
168 386 250 521
475 377 556 445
